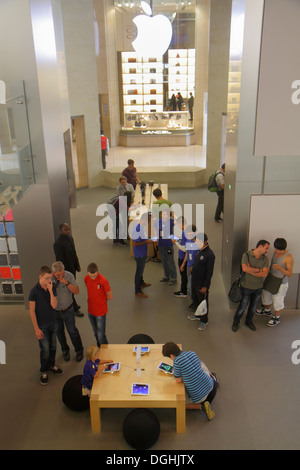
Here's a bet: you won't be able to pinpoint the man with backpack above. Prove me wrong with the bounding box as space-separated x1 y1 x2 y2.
208 164 225 222
214 163 225 222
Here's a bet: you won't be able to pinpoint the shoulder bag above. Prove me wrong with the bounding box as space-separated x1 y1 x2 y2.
263 272 282 295
228 252 249 303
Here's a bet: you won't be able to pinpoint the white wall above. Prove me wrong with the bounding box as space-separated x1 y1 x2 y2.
61 0 102 188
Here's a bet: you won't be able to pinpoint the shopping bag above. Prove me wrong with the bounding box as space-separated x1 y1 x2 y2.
194 299 207 316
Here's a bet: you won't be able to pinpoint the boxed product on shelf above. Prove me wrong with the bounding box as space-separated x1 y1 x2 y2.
2 282 13 295
0 266 12 279
0 254 8 265
14 282 23 295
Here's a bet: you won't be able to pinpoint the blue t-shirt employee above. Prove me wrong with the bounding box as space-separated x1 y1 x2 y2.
162 342 218 421
132 212 152 298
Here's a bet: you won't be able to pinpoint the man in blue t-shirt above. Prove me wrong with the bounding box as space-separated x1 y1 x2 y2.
162 342 218 421
153 210 177 286
29 266 63 385
173 217 188 298
132 212 152 298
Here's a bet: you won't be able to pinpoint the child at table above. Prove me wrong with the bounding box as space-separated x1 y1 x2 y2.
81 345 113 396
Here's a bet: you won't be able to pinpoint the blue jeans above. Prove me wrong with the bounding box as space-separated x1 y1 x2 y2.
88 313 108 347
56 306 83 353
234 287 263 323
158 245 177 281
38 323 57 372
134 256 147 293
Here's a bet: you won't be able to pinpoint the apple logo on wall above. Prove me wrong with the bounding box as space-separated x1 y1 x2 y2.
132 1 173 57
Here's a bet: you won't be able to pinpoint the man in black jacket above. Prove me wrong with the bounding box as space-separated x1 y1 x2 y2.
53 223 84 317
188 233 215 331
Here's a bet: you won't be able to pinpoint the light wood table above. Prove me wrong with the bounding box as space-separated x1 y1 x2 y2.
89 344 186 433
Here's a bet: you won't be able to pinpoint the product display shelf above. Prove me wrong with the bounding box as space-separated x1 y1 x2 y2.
123 111 189 131
0 208 23 299
122 52 164 114
227 60 242 113
168 49 195 100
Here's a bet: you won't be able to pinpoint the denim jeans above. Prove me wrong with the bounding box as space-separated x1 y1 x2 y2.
38 323 57 372
178 257 187 294
134 256 147 293
158 246 177 281
234 287 263 323
56 306 83 353
88 313 108 347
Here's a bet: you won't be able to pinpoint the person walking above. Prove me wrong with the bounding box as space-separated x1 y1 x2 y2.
101 129 109 170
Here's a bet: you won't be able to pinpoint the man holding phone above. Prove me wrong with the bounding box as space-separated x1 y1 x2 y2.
29 266 63 385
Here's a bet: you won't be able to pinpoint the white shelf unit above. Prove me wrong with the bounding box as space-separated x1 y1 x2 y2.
168 49 195 100
121 52 164 114
227 60 241 113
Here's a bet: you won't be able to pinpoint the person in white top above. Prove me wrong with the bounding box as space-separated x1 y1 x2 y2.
256 238 294 326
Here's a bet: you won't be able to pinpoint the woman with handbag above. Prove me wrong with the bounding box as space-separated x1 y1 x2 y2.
256 238 294 327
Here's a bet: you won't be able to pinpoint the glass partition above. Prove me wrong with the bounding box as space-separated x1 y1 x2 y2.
0 80 35 216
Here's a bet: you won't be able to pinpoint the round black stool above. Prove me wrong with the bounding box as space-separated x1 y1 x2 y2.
62 374 89 412
123 408 160 449
127 334 155 344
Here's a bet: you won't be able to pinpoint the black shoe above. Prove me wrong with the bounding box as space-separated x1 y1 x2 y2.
76 351 84 362
63 350 70 361
40 373 48 386
188 303 196 311
245 321 256 331
232 321 239 332
49 366 64 375
74 310 84 317
173 291 187 298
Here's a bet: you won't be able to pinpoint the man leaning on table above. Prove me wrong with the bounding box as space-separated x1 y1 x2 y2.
162 342 218 421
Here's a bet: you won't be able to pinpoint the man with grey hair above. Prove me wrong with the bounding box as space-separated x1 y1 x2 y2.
116 176 135 198
52 261 84 362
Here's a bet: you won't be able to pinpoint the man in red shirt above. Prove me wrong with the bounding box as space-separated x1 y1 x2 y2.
101 129 109 169
84 262 113 346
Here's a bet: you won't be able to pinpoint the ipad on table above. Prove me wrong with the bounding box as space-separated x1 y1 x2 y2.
133 346 150 354
157 361 174 375
131 383 150 396
102 362 121 373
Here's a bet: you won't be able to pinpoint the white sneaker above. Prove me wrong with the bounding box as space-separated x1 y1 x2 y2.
267 316 280 327
256 308 272 316
187 314 200 321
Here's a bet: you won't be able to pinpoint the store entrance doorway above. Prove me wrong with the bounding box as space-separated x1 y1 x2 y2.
71 115 88 189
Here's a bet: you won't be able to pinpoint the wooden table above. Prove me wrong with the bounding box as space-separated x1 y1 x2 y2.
89 344 186 433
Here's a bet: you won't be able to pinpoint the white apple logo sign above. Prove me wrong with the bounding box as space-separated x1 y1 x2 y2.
132 1 173 57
